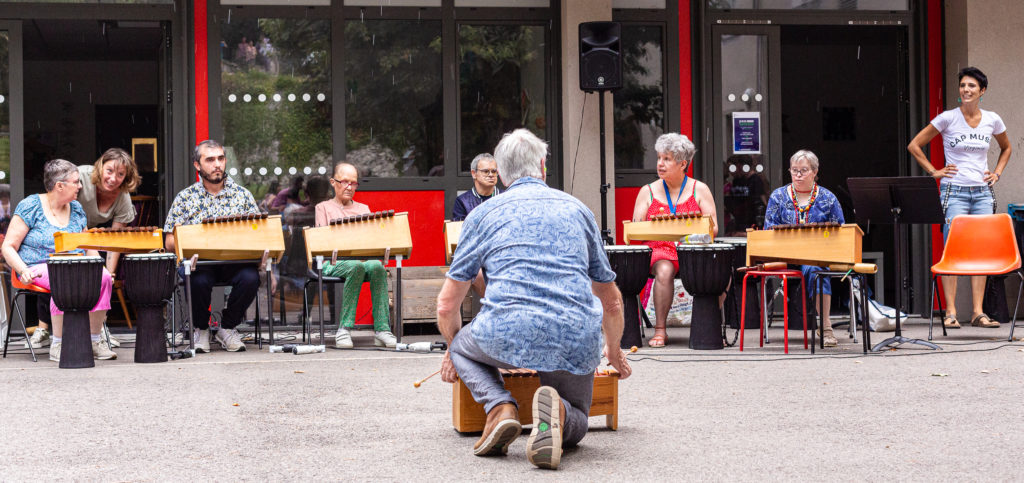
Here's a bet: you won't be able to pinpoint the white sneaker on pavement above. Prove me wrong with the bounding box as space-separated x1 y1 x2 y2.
335 327 354 349
92 339 117 360
28 327 51 349
49 341 61 362
101 325 121 348
374 331 397 348
215 328 246 352
194 329 211 353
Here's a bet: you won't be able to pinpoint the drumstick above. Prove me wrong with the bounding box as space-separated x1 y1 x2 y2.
414 369 441 388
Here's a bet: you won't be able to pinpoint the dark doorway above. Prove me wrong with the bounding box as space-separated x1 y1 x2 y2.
22 19 162 197
780 25 907 305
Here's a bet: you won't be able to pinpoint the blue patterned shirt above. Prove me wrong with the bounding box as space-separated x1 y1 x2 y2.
163 177 260 230
764 184 844 228
14 195 88 266
447 176 616 375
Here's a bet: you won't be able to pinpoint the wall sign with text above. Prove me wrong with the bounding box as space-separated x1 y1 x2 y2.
732 112 761 155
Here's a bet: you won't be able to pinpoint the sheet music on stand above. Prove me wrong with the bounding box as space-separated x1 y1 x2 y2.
847 176 944 352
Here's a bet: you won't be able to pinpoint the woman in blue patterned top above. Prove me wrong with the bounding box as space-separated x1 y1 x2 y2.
0 159 116 362
763 150 844 347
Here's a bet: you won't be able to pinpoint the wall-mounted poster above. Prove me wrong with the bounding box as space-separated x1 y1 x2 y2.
732 111 761 155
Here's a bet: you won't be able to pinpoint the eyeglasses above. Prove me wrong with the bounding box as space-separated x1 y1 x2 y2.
789 168 813 176
331 178 359 189
475 169 498 176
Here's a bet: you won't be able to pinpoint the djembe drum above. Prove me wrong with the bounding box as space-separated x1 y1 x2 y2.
121 253 178 363
48 255 104 368
605 245 652 349
676 243 735 350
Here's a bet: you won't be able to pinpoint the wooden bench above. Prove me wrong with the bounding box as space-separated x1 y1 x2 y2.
452 368 619 432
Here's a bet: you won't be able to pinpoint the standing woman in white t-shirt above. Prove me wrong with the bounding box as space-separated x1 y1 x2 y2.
908 66 1013 329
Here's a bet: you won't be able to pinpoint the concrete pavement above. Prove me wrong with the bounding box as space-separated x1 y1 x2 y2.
1 318 1022 481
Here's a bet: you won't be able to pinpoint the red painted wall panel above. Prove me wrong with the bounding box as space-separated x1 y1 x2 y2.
614 186 642 245
353 190 447 268
927 0 945 308
194 0 209 143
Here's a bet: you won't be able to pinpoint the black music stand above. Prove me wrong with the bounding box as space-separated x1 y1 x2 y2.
848 177 943 351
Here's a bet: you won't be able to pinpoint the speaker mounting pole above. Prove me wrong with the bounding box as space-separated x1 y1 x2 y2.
598 92 611 245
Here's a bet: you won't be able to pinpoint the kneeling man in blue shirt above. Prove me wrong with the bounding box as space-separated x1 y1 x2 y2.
437 128 632 470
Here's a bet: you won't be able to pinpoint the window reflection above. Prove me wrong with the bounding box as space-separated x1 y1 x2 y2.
613 24 664 171
345 19 443 177
220 17 332 215
707 0 908 10
0 30 9 236
459 24 547 173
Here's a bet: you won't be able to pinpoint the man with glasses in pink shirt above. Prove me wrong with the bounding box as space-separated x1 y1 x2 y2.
314 162 397 349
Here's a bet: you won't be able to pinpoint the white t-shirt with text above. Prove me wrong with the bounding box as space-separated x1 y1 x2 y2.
931 107 1006 186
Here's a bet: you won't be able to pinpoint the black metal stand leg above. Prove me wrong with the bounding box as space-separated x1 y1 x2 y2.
318 263 326 345
860 275 871 354
184 267 195 353
395 255 404 343
871 206 941 352
1008 272 1023 342
265 261 273 348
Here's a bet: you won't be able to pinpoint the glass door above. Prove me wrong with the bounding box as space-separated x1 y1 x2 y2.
711 25 780 237
0 21 23 238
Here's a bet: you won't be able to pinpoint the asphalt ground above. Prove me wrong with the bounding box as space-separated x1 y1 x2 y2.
1 317 1023 481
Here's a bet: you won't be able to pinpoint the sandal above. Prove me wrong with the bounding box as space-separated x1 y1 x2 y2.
648 330 667 348
943 314 961 329
822 329 838 348
971 313 1000 328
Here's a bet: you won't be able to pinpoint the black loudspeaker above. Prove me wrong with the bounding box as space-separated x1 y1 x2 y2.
579 21 622 91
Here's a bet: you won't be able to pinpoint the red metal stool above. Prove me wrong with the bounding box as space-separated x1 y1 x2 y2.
739 269 808 354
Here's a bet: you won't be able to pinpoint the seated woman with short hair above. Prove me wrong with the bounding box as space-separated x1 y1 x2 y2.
0 159 116 362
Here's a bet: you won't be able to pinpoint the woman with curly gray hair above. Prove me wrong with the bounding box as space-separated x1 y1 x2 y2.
0 159 116 362
630 133 718 347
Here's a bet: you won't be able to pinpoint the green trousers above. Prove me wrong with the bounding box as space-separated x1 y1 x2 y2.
321 260 391 332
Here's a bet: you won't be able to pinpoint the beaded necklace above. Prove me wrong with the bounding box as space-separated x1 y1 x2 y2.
789 183 818 224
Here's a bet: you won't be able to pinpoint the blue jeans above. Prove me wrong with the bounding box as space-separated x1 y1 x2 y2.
941 183 995 241
449 324 594 447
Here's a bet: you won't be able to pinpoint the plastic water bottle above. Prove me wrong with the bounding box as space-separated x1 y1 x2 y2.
679 234 712 244
292 344 326 355
269 344 296 353
395 342 447 353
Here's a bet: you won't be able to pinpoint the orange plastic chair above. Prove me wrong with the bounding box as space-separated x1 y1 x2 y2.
3 269 51 362
929 214 1023 341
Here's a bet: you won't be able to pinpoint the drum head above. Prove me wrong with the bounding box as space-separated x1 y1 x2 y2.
678 242 734 251
604 245 652 253
48 255 104 264
125 253 178 261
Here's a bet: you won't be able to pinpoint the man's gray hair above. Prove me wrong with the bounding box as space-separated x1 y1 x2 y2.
470 153 495 171
192 139 224 165
493 129 546 184
43 159 78 192
654 133 696 163
790 149 819 171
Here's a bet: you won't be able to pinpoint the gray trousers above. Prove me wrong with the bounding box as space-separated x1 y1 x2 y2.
449 324 594 446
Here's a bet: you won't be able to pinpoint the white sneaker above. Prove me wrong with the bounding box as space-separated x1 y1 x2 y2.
101 325 121 348
194 329 211 353
28 327 51 349
215 328 246 352
335 327 354 349
374 331 397 348
49 341 61 362
92 339 117 360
